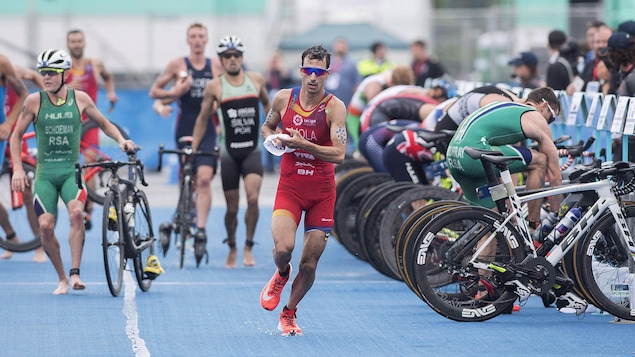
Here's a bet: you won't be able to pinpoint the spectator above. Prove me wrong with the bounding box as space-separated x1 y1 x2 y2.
605 31 635 162
263 50 291 173
545 30 573 91
325 37 360 107
410 39 447 87
357 41 396 78
508 51 544 89
584 20 606 64
580 24 613 91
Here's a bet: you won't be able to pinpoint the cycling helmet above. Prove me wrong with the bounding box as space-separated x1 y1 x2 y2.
37 49 72 70
217 35 244 54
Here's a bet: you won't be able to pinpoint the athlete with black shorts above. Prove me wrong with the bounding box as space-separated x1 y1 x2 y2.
149 23 223 265
192 36 271 268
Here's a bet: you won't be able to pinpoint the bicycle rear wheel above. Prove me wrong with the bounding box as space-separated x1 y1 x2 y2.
102 191 125 297
81 120 131 206
132 190 155 292
0 163 41 253
577 205 635 321
380 187 462 280
412 206 525 322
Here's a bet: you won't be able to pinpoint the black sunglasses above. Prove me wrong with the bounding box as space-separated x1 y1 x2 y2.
221 52 242 59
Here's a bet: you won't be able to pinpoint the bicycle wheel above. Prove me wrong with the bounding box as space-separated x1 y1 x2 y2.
357 181 417 280
335 159 370 181
0 163 41 253
132 190 155 292
332 172 392 260
395 200 466 293
576 205 635 321
81 120 131 205
379 187 462 281
412 206 526 322
102 191 125 297
177 177 194 269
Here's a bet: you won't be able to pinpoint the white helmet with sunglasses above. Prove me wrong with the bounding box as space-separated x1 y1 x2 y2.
217 35 244 54
37 49 72 70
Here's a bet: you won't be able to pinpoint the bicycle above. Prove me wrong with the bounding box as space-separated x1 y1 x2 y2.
0 119 131 255
408 146 635 322
75 148 160 297
392 137 597 302
157 137 218 269
0 137 39 254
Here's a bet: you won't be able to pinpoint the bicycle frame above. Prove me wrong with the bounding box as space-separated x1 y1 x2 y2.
469 165 635 272
76 155 150 255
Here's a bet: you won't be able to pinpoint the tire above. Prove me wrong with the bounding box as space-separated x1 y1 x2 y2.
378 186 461 281
333 172 392 260
332 166 375 244
396 201 466 298
178 176 194 269
357 181 417 280
132 190 154 292
412 206 526 322
335 159 370 182
576 204 635 321
0 163 41 253
81 120 131 206
102 191 125 297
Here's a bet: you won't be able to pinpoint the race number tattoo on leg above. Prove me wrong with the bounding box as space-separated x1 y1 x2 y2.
335 125 346 145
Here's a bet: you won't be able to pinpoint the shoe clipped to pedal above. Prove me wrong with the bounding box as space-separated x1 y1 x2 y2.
143 255 165 280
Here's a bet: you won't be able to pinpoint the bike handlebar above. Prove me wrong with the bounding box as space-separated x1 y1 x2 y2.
75 157 148 189
157 143 218 172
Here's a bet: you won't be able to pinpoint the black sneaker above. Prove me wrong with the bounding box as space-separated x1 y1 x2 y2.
194 230 207 267
159 222 172 256
84 212 92 231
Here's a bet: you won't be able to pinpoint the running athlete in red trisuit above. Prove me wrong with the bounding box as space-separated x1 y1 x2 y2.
260 45 347 336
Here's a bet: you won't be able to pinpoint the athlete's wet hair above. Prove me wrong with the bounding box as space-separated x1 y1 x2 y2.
527 87 560 113
301 45 331 69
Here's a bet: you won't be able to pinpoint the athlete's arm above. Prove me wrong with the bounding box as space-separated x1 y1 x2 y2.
14 65 45 89
149 58 192 102
522 111 562 209
192 78 221 152
78 91 134 152
10 94 38 192
280 97 347 164
0 56 28 138
261 89 289 140
250 72 272 114
363 81 383 103
93 58 118 110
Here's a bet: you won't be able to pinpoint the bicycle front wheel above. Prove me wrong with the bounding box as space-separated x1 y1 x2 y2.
132 190 155 292
577 205 635 321
0 163 41 253
102 191 125 297
178 176 194 269
412 206 526 322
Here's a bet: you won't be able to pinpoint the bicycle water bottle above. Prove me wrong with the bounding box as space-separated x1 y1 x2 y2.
533 212 558 243
536 207 581 256
554 207 581 241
